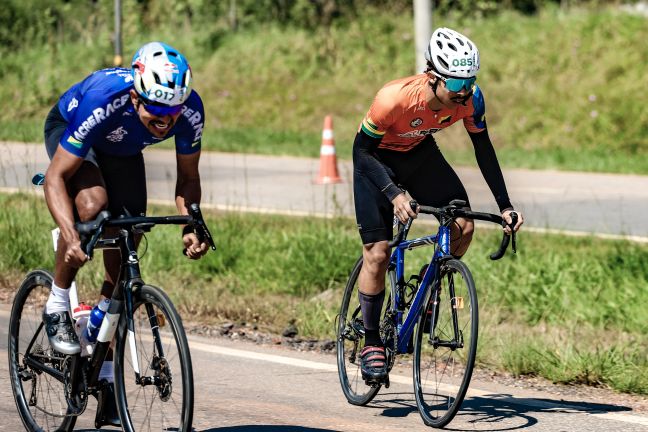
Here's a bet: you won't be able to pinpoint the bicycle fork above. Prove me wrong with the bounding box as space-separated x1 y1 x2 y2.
428 270 463 350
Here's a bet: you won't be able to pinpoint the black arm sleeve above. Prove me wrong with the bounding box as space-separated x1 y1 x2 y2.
352 130 402 201
469 128 513 212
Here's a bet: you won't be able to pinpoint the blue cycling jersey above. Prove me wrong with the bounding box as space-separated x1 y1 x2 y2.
57 68 204 157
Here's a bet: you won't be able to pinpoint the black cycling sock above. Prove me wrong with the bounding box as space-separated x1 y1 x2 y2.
364 329 382 347
358 290 385 346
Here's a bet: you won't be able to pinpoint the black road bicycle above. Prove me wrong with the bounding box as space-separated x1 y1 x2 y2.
337 200 517 428
8 203 216 431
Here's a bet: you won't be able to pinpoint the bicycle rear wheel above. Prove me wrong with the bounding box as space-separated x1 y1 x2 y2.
114 284 194 432
8 270 77 432
413 259 478 428
336 257 383 405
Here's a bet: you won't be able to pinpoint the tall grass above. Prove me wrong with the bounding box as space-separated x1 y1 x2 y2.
1 5 646 173
1 192 646 394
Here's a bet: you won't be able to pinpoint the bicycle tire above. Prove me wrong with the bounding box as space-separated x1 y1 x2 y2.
413 259 478 428
113 284 194 432
8 270 77 432
336 257 383 405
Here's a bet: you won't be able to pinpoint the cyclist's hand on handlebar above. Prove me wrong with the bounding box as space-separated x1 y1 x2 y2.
502 209 524 235
392 193 417 224
64 239 88 268
182 232 208 260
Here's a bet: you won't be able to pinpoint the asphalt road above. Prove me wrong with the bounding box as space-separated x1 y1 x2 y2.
1 141 648 240
2 141 648 429
0 303 647 432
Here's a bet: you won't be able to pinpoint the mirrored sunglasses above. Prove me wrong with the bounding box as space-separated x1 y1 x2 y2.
432 71 476 92
139 98 183 117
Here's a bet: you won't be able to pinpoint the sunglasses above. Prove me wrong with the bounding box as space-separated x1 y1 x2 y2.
431 71 476 93
138 97 183 117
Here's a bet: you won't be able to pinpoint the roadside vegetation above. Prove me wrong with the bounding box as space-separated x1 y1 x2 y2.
0 1 646 173
1 193 646 394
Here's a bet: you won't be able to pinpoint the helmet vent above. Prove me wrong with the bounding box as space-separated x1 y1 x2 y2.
426 28 479 78
131 42 193 103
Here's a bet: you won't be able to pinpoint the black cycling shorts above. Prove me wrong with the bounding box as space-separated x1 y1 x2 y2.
353 136 470 244
44 105 147 217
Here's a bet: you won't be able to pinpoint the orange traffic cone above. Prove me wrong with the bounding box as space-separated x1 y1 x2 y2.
314 115 343 184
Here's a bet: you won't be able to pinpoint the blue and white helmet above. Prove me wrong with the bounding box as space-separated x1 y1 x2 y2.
425 28 480 78
131 42 192 106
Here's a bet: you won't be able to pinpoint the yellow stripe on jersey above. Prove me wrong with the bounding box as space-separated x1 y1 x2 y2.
361 117 385 139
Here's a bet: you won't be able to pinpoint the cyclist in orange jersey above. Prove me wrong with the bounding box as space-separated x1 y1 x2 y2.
353 28 525 384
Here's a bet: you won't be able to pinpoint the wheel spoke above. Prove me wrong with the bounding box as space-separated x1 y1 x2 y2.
414 260 478 428
336 258 382 405
115 285 192 431
9 271 77 431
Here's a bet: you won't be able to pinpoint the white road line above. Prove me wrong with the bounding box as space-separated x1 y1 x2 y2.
188 338 648 427
1 308 645 428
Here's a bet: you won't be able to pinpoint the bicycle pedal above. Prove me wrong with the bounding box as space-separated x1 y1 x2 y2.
363 376 383 388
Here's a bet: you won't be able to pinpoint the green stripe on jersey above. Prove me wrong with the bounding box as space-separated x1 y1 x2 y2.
361 118 384 139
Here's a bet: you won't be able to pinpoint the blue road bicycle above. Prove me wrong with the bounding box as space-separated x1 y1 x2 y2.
336 199 517 428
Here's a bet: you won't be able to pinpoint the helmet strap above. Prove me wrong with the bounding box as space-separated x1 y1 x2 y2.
429 76 440 99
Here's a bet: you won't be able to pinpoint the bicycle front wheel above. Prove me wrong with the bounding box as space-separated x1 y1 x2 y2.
413 259 478 428
336 257 382 405
8 270 77 432
114 284 194 432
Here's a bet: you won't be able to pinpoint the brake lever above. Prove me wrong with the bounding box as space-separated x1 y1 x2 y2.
509 212 518 254
182 204 216 256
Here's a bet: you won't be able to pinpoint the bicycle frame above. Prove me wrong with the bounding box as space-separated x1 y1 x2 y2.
387 223 452 355
85 226 171 389
84 228 139 387
71 206 214 395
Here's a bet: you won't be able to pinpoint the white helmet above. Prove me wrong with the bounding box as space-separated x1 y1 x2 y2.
131 42 192 106
425 27 480 78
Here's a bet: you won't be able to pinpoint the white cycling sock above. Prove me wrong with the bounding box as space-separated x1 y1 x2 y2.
99 361 114 383
45 283 70 314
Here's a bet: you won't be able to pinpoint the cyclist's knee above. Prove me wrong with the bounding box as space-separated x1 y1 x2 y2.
362 241 390 274
451 218 474 257
452 218 474 239
75 195 107 221
461 221 474 242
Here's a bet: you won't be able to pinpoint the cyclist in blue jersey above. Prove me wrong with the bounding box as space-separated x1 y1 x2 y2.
41 42 208 427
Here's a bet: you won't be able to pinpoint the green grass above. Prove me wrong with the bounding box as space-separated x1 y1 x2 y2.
1 5 646 173
1 192 646 394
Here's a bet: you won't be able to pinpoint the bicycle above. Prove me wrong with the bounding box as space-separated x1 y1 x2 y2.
336 199 518 428
8 203 216 432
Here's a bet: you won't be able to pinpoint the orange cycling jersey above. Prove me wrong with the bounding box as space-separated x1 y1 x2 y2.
360 74 486 152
